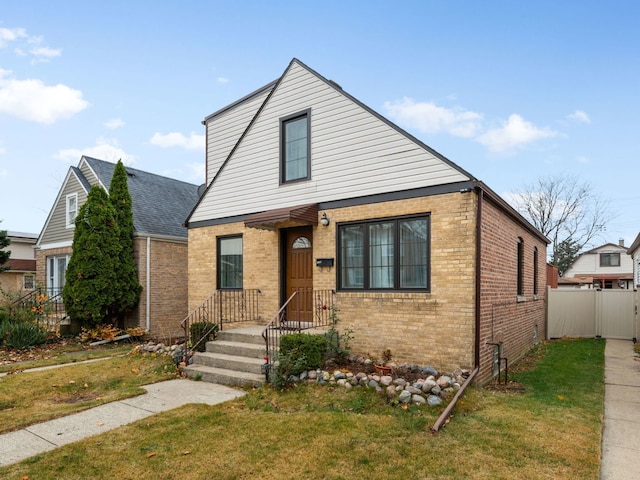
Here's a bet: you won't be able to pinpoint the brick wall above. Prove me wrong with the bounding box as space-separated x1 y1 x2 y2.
0 271 25 293
37 240 188 342
324 192 477 371
35 246 72 291
188 191 478 372
134 237 189 341
477 196 547 384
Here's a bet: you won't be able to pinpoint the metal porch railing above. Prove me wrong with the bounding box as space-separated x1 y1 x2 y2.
181 289 261 353
262 289 335 362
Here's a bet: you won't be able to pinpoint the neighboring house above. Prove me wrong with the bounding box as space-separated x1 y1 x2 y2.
185 58 549 385
36 156 200 339
628 233 640 341
562 241 634 290
629 233 640 290
0 231 38 294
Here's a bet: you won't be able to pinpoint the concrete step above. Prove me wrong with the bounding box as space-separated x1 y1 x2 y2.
217 328 266 346
191 351 264 375
182 364 264 388
205 340 265 359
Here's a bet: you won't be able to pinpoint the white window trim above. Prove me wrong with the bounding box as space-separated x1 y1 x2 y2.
66 193 78 229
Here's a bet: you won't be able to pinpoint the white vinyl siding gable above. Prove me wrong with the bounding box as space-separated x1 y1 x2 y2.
206 89 271 186
190 61 470 223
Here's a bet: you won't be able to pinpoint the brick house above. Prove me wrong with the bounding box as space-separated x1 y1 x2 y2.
36 156 200 340
0 231 38 294
185 59 548 384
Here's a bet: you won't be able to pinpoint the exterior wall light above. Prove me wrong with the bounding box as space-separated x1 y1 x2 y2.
320 212 330 227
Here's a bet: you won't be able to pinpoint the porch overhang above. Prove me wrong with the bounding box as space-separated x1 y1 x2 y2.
244 203 319 230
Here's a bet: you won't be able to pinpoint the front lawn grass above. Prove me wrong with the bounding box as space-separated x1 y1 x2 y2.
0 353 177 433
0 344 133 374
0 338 605 479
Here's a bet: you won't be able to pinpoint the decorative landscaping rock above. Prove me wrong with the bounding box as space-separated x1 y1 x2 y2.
412 394 427 404
398 390 412 403
421 379 437 393
437 375 452 388
405 385 422 395
283 360 469 408
422 365 439 376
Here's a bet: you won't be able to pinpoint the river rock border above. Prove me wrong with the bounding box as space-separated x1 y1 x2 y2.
132 342 470 406
285 359 470 407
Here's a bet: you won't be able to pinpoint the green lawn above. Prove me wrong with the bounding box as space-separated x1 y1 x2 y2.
0 338 605 479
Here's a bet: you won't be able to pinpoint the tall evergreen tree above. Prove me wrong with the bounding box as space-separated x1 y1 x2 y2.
0 222 10 273
63 186 120 326
108 160 142 322
553 238 582 277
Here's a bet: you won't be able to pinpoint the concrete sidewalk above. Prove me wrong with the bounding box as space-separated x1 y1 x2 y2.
0 379 246 467
601 339 640 480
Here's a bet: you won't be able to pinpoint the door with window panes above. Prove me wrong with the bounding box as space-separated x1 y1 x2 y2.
284 228 313 323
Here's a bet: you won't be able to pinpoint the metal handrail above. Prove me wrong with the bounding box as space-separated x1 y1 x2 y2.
262 292 297 363
181 289 261 360
262 289 335 363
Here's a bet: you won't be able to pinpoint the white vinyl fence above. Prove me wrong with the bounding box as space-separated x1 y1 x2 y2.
547 287 635 340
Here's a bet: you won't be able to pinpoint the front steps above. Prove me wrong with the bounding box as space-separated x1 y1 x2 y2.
182 325 266 388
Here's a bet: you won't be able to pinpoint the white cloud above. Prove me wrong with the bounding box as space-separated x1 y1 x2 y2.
0 169 6 177
0 141 5 155
383 97 483 138
0 27 27 48
28 46 62 63
0 75 89 123
0 27 59 62
105 118 125 129
54 137 136 165
217 77 229 84
150 132 205 151
476 114 558 155
567 110 590 124
577 156 590 164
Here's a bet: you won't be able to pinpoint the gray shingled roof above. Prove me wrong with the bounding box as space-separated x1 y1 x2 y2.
83 156 199 238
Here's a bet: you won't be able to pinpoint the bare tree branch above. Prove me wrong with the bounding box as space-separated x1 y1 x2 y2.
512 174 614 268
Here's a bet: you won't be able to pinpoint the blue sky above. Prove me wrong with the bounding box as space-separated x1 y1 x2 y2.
1 1 638 249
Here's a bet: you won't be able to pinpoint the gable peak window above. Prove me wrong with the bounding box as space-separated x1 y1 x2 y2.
280 109 310 183
66 193 78 228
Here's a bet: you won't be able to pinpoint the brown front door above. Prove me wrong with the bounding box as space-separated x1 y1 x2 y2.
285 227 313 323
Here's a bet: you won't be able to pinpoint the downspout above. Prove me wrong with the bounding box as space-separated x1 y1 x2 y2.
474 185 483 369
432 185 483 432
146 236 151 332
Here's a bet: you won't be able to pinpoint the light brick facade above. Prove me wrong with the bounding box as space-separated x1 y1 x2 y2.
189 188 547 384
132 237 189 341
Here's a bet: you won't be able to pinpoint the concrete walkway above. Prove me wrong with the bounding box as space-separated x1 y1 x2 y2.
0 379 246 467
601 339 640 480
